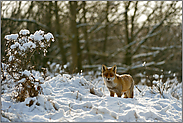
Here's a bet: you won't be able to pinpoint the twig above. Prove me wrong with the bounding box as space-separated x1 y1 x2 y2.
1 17 49 30
135 85 142 93
1 110 12 122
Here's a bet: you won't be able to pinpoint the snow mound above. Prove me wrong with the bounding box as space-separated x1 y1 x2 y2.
1 73 182 122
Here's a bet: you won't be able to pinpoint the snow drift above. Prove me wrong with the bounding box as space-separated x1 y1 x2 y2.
1 70 182 122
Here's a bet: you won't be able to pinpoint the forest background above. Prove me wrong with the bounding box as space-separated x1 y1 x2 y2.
1 1 182 86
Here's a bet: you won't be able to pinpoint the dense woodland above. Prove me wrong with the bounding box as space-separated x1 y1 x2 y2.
1 1 182 85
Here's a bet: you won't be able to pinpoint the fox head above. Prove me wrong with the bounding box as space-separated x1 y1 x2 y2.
102 65 117 82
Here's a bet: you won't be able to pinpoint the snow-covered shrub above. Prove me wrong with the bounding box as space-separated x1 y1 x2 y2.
152 75 182 100
137 72 182 100
136 72 182 100
46 62 70 76
1 29 54 102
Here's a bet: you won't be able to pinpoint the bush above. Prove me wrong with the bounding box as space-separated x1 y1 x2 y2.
1 29 54 102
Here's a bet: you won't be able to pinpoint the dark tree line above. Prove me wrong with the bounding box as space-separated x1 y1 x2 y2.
1 1 182 84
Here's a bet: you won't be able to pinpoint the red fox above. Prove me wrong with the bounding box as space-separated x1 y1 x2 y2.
102 65 134 98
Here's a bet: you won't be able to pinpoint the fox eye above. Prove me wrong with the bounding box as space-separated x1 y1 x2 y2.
110 73 113 77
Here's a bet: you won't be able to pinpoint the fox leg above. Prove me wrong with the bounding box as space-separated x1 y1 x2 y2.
126 89 133 98
110 91 114 97
123 93 128 98
117 93 122 97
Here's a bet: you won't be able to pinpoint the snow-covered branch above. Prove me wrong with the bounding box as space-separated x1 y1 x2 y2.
87 15 106 34
1 111 12 122
82 64 102 69
132 51 160 60
109 31 161 59
132 30 161 55
76 23 91 28
131 61 165 70
116 61 166 73
141 45 182 51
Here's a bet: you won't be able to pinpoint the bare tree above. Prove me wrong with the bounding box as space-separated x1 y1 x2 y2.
69 1 82 73
1 1 181 81
54 1 67 65
102 1 110 64
82 1 92 65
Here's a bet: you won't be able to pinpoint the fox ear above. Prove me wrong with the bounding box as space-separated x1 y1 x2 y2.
112 65 117 73
102 64 107 72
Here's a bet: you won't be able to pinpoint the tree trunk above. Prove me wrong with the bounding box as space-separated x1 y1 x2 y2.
103 1 109 64
55 1 67 65
124 1 132 66
42 1 53 68
69 1 82 73
82 1 92 65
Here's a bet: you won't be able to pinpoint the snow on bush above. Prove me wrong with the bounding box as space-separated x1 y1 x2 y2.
19 29 30 35
5 34 19 40
1 29 54 102
150 74 182 100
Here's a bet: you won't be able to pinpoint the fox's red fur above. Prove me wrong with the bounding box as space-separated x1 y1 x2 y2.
102 65 134 98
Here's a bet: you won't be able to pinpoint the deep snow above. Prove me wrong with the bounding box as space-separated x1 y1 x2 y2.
1 70 182 122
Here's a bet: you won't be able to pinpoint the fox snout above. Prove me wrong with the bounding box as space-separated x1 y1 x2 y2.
106 77 113 81
104 76 115 82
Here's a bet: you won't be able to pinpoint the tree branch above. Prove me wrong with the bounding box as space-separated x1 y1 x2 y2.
124 1 131 43
1 17 49 30
1 111 12 122
131 1 138 40
133 6 158 39
132 2 177 55
109 30 160 59
132 30 161 55
141 45 182 51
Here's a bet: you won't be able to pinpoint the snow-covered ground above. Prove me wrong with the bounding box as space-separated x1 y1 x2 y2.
1 70 182 122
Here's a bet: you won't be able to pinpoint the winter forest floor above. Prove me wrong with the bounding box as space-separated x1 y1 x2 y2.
1 69 182 122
